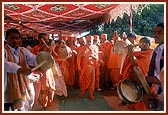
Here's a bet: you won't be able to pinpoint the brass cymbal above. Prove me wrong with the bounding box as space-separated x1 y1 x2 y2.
117 78 143 104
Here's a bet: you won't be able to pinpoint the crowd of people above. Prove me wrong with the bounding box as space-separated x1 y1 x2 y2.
3 23 164 111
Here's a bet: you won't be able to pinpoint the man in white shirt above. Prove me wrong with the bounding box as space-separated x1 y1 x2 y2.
143 23 164 111
4 28 37 111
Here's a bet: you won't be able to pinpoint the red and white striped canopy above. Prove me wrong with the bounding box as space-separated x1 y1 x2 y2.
4 3 144 36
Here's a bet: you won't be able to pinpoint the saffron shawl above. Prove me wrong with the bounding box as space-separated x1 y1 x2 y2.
5 45 33 110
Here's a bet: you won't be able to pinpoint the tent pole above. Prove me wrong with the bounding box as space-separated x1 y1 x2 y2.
130 4 133 33
59 30 62 40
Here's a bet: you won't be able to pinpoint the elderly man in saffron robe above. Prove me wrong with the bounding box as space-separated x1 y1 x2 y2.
77 35 99 100
107 31 123 89
100 34 112 88
54 39 72 87
32 33 56 110
120 36 153 110
76 37 87 87
93 35 104 91
66 36 78 90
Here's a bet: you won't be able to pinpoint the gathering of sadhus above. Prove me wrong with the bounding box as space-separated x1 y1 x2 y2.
4 22 164 111
3 3 165 112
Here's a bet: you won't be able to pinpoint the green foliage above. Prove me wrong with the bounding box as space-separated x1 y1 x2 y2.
88 4 164 40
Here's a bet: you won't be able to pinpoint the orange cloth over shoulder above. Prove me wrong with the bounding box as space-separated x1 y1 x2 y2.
121 49 153 79
108 47 123 69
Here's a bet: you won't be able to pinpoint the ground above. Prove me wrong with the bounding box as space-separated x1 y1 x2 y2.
31 86 133 112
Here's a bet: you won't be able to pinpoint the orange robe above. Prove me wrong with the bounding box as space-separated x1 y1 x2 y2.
33 44 40 55
121 49 153 79
100 41 112 66
57 59 69 85
77 45 98 95
68 45 77 87
98 50 105 87
100 41 112 84
76 45 88 72
76 45 87 87
90 45 100 90
32 45 55 108
108 47 122 86
54 44 71 86
121 49 153 111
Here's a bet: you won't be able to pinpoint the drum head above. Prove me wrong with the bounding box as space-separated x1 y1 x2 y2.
36 51 54 70
117 78 143 104
114 40 128 55
57 43 72 60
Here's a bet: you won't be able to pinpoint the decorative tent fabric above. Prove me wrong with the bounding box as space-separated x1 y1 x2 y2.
4 3 145 36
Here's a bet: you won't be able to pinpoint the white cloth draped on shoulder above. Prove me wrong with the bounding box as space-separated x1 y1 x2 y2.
46 61 68 97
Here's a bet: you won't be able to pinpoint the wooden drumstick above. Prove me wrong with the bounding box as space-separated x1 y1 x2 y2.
133 66 151 94
41 38 50 49
31 60 47 72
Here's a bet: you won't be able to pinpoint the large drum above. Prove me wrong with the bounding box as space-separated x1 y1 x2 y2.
117 78 143 104
57 43 71 60
113 40 128 55
36 51 54 70
28 51 54 82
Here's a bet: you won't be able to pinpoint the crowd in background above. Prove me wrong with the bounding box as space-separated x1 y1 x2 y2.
4 23 164 111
